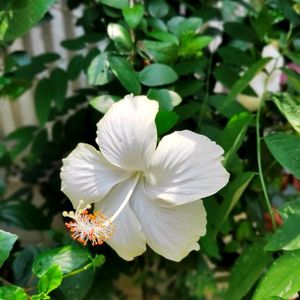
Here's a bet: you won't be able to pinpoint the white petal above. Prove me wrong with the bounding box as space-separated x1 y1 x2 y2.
61 143 132 208
95 176 146 261
262 44 284 73
237 94 261 112
144 130 229 205
266 69 281 93
250 72 267 97
131 182 207 262
96 94 159 172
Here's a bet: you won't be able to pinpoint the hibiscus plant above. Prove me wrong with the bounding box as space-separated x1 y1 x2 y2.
1 1 300 300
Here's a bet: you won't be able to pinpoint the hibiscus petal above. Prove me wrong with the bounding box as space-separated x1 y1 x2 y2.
262 44 284 73
145 130 229 204
96 94 159 172
94 176 146 261
61 143 132 207
250 72 267 97
266 69 281 93
131 182 206 262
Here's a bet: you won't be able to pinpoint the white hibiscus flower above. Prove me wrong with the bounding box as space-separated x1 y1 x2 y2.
60 94 229 262
237 44 284 111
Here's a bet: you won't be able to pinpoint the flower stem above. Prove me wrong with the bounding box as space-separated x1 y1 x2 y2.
63 263 93 278
256 101 276 231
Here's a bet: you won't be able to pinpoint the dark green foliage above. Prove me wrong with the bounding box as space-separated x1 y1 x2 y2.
1 0 300 299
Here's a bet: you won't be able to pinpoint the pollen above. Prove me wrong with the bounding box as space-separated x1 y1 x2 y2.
63 200 115 246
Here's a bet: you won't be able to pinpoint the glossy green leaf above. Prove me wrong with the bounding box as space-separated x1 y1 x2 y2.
50 68 68 111
253 250 300 299
272 94 300 134
147 88 182 111
0 0 55 41
4 126 37 159
139 64 178 86
87 53 112 86
225 240 272 300
34 78 53 126
0 285 28 300
155 111 179 135
32 246 90 277
97 0 128 9
221 58 271 110
0 230 18 268
67 54 85 80
108 56 141 94
122 5 144 29
142 40 178 64
265 214 300 251
89 95 121 113
61 37 85 50
265 133 300 179
38 264 63 294
91 255 106 268
107 23 133 51
59 268 94 300
0 201 51 230
221 112 253 167
148 0 169 18
214 172 256 233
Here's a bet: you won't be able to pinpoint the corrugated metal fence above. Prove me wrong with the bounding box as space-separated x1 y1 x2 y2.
0 0 84 137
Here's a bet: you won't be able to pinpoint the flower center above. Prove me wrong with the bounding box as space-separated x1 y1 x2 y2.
63 173 141 246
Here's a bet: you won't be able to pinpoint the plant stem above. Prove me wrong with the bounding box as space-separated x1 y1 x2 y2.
256 101 276 231
197 53 213 130
63 263 93 278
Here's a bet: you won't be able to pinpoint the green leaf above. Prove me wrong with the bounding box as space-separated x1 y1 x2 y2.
59 268 94 300
107 23 133 51
142 40 178 64
224 22 258 43
148 0 169 18
155 111 179 135
87 53 112 86
214 172 256 233
34 78 53 126
253 250 300 299
281 68 300 92
0 230 18 268
0 201 51 230
50 68 68 111
4 126 37 159
279 200 300 221
0 0 56 41
218 46 254 66
122 5 144 29
91 255 106 268
146 31 179 44
178 35 212 58
265 214 300 251
0 285 28 300
272 94 300 134
67 55 85 81
31 129 48 157
147 88 182 111
221 58 271 110
225 240 272 300
221 112 253 167
38 264 63 295
61 37 85 51
139 64 178 86
96 0 128 9
265 133 300 179
89 95 121 113
32 246 90 277
108 56 141 94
